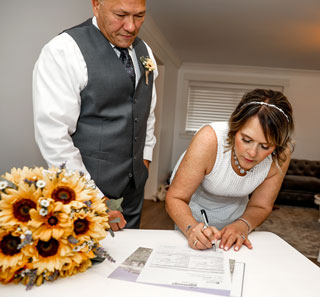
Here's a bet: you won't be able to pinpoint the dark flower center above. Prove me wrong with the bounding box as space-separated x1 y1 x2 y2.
37 238 59 257
52 186 75 204
0 234 21 255
13 199 36 222
48 216 58 226
74 218 89 235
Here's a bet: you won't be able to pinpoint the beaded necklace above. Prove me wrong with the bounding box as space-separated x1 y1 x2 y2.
232 150 248 175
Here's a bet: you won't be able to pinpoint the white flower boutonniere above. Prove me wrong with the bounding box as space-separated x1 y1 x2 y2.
140 56 156 85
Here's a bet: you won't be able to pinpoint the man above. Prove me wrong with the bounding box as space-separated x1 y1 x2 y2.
32 0 157 230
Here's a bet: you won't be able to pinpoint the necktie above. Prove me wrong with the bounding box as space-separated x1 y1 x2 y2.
116 47 136 88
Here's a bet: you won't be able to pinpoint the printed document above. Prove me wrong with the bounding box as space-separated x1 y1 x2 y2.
136 244 232 292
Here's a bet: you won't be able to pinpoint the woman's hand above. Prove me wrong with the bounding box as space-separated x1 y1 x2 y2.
186 223 221 250
219 221 252 251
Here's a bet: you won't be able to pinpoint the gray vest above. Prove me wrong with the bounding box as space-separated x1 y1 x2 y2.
65 20 154 198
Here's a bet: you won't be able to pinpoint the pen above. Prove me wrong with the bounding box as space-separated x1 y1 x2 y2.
200 209 217 251
201 209 209 227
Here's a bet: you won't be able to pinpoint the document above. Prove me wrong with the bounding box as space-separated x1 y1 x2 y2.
137 244 231 293
108 246 245 297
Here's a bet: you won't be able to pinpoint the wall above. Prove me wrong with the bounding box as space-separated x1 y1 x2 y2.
171 63 320 169
0 0 92 173
140 16 180 198
144 65 165 199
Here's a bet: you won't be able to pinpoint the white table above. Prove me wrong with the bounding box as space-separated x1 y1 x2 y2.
1 230 319 297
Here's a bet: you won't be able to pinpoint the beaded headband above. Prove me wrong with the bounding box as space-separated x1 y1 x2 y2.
241 101 289 122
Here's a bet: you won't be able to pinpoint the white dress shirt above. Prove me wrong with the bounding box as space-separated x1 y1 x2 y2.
33 17 157 196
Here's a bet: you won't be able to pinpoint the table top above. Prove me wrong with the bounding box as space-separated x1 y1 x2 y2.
1 230 319 297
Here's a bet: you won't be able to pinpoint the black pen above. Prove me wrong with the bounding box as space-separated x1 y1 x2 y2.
200 209 217 251
201 209 209 227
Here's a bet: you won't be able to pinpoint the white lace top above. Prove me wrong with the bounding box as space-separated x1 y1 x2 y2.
171 122 273 229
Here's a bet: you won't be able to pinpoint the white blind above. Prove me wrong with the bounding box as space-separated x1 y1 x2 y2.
185 82 283 132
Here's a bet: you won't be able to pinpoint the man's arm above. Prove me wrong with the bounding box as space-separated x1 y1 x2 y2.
33 33 126 231
32 33 106 199
33 33 88 173
142 43 158 163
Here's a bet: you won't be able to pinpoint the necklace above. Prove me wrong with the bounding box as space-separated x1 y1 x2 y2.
232 150 248 174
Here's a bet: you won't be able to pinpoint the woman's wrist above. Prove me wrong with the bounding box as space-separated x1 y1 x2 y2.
235 217 252 233
185 223 197 236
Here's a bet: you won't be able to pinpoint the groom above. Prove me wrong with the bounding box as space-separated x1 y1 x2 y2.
32 0 158 230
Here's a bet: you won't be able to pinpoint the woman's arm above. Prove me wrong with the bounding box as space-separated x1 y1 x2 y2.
220 149 291 251
165 125 220 249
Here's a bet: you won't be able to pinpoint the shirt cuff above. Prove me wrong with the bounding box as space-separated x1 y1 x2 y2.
143 146 153 162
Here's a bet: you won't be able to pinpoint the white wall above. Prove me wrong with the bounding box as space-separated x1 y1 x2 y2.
0 1 92 173
171 63 320 169
140 16 180 197
144 65 165 199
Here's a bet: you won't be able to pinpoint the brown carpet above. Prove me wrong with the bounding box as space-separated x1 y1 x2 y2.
255 205 320 259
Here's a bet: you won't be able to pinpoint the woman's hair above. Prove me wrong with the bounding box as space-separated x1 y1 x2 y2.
226 89 295 166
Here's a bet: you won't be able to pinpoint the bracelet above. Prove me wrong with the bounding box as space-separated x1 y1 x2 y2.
236 217 252 233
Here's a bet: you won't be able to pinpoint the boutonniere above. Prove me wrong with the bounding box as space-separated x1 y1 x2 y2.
140 56 156 85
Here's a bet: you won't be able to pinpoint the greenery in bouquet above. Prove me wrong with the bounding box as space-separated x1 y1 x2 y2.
0 164 116 289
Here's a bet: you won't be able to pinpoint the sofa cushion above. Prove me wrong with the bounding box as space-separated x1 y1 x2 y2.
287 159 320 178
276 191 316 208
281 175 320 193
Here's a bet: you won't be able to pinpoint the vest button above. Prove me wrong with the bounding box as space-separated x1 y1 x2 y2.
128 173 133 178
134 137 138 142
134 117 138 123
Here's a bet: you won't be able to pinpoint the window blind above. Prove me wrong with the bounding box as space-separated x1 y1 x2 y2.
185 82 283 132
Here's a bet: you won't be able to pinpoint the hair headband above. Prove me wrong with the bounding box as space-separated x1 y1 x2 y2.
241 101 289 122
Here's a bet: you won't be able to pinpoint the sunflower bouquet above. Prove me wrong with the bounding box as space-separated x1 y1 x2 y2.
0 164 114 289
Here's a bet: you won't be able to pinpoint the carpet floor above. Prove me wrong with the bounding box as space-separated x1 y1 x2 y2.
255 205 320 259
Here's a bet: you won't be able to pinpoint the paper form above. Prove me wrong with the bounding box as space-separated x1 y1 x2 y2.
136 244 232 292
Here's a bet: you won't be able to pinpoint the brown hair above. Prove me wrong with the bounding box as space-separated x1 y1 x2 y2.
226 89 294 165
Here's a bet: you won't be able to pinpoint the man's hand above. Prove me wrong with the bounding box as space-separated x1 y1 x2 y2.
108 210 127 231
143 159 150 170
103 196 127 231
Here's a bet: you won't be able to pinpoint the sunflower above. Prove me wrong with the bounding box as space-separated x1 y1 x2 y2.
59 253 93 277
65 200 109 244
0 267 19 284
0 182 42 229
31 237 73 274
2 166 45 186
0 230 31 273
28 198 73 241
42 167 98 205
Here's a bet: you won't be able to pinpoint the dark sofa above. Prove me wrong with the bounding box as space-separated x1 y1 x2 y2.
275 158 320 208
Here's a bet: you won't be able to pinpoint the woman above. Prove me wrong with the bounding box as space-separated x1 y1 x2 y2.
165 89 294 251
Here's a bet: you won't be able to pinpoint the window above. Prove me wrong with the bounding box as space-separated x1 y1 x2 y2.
185 81 283 133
